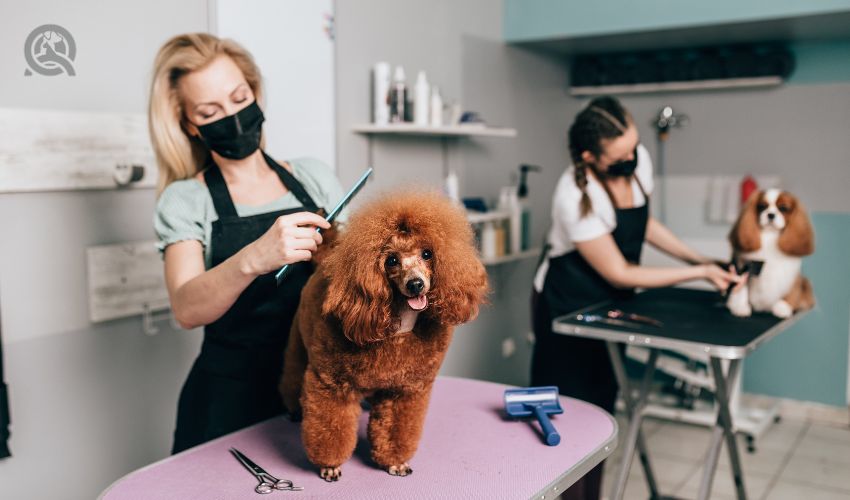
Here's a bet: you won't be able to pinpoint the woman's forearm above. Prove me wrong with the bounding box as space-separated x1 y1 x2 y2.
611 263 705 289
646 218 709 265
170 246 258 329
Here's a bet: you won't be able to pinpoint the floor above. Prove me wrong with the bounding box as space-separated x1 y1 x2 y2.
595 415 850 500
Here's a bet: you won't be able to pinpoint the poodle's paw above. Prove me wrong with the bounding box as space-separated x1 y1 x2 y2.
320 466 342 482
771 300 794 319
387 463 413 477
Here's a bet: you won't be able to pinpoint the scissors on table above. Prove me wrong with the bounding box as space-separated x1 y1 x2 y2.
230 447 303 494
606 309 664 328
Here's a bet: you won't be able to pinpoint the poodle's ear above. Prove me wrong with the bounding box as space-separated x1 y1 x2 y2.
729 191 762 253
322 237 394 345
429 230 489 326
311 222 340 268
778 194 815 256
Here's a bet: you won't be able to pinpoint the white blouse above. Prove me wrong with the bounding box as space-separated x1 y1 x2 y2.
533 144 654 292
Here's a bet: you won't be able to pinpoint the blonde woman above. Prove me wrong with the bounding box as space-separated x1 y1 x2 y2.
149 33 344 453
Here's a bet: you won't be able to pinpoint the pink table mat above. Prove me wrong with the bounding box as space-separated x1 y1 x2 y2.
101 377 617 500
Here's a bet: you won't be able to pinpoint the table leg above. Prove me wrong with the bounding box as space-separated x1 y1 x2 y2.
606 342 660 500
697 358 747 500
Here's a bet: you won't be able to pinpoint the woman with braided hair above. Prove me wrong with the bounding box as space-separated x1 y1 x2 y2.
530 96 742 500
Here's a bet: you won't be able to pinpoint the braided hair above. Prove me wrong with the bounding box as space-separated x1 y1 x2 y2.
568 96 632 217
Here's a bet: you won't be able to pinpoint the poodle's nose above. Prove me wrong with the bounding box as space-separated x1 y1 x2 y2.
406 278 425 295
767 212 776 221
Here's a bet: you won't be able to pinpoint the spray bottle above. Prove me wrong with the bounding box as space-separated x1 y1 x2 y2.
517 164 542 251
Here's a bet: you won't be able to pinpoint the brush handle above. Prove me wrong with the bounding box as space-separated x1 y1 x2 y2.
533 405 560 446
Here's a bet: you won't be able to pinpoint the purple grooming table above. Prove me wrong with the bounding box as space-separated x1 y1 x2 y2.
100 377 617 500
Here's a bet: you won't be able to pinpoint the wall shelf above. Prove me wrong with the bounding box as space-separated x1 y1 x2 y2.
352 123 517 138
466 210 513 224
481 248 540 266
570 76 783 96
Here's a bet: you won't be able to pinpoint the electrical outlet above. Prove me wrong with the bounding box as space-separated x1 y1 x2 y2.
502 337 516 359
526 331 536 345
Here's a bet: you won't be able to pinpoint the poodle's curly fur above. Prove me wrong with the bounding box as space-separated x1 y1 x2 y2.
280 190 488 481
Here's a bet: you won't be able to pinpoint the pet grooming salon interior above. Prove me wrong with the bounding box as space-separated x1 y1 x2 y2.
1 1 850 499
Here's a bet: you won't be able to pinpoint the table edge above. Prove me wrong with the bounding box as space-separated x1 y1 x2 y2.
529 407 619 500
552 309 808 360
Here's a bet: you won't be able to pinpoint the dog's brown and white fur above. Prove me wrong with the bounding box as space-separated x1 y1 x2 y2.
279 191 488 482
727 189 815 318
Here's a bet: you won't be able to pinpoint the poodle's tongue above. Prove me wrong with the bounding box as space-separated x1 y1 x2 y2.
407 295 428 311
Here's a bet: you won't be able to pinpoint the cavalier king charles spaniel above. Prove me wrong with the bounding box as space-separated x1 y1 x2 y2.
727 189 815 318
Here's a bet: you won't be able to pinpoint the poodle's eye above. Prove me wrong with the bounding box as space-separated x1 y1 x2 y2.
385 255 400 268
756 202 769 212
422 249 433 260
778 204 791 213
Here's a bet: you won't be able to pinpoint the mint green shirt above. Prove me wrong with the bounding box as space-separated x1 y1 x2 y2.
153 157 346 269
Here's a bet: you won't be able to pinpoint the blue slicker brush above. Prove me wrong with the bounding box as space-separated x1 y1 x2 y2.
504 386 564 446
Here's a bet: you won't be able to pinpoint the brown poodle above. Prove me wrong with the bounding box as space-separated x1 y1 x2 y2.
280 190 488 481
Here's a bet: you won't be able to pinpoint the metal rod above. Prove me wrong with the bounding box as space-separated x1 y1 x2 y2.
0 291 10 459
711 357 747 500
607 343 660 500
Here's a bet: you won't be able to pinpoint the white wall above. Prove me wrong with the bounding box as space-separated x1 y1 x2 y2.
214 0 336 169
0 2 208 499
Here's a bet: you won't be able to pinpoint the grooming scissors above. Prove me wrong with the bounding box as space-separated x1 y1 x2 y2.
275 166 373 285
606 309 664 328
575 313 643 329
229 447 303 494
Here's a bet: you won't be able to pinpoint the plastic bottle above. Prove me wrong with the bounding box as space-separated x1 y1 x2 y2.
414 71 430 126
444 169 460 203
741 175 758 206
517 164 542 250
389 66 407 123
372 62 391 125
481 221 497 260
497 186 521 255
430 86 443 127
508 190 521 255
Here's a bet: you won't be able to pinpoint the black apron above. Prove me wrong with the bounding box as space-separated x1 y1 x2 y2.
531 179 649 414
172 151 320 454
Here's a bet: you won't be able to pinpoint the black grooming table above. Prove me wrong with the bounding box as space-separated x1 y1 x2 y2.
552 286 808 500
553 287 802 359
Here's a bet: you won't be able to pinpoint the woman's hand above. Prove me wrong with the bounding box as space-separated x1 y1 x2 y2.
700 264 744 292
239 211 330 276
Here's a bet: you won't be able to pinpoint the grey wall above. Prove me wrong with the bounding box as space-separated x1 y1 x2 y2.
0 1 207 499
334 0 576 385
605 84 850 216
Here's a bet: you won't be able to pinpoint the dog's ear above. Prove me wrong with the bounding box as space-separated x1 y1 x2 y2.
311 222 340 268
778 195 815 256
729 191 762 253
428 224 489 326
322 234 394 345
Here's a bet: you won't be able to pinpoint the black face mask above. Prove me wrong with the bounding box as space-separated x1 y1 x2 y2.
195 100 264 160
604 146 639 177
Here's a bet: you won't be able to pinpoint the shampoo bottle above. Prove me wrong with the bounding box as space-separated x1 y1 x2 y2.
430 86 443 127
414 71 430 126
389 66 407 123
372 62 391 125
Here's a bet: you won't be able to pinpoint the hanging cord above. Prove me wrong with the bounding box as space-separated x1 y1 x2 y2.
0 299 10 459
